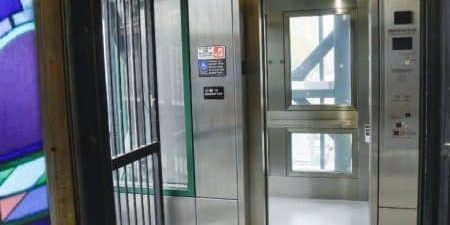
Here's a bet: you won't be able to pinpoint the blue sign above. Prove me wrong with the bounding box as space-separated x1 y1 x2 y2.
199 60 208 71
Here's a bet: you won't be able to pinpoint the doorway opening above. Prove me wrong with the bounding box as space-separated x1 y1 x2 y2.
264 1 370 225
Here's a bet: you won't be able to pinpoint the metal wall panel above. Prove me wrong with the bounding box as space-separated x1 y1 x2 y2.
164 197 196 225
379 148 419 208
379 208 417 225
189 0 238 199
196 198 239 225
379 0 421 212
268 129 287 176
268 176 359 200
265 0 356 13
115 195 196 225
266 12 285 111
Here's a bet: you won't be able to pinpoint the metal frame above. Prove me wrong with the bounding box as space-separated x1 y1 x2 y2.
283 8 358 111
179 0 196 198
418 0 441 219
369 0 380 224
264 0 373 222
286 128 359 178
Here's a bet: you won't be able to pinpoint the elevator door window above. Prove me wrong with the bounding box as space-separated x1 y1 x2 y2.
287 13 352 107
290 132 354 174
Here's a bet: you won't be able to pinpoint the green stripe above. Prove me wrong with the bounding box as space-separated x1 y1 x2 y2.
114 186 194 197
34 173 48 186
0 168 15 186
180 0 196 197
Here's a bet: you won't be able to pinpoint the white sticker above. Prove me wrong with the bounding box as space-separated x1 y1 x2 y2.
198 46 226 60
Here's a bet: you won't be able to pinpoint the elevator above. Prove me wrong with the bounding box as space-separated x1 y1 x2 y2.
98 0 424 224
93 0 427 223
247 0 423 224
29 0 447 224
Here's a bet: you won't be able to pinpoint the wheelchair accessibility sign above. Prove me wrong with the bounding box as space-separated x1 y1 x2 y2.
198 45 226 77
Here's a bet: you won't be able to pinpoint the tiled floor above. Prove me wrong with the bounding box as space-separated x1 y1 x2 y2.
269 197 370 225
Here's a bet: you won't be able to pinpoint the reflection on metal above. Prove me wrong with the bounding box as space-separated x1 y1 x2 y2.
101 0 165 222
188 0 245 223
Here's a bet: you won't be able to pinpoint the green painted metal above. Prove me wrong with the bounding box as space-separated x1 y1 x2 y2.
178 0 196 198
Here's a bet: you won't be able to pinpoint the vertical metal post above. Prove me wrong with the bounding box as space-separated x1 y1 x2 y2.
319 16 326 170
334 15 352 172
147 0 165 223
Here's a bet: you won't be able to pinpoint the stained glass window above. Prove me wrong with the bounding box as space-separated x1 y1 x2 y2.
0 0 50 224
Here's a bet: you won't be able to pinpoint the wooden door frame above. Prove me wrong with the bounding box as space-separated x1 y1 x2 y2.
35 0 116 223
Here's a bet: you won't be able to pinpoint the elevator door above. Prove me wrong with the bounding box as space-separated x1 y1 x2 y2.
264 0 370 224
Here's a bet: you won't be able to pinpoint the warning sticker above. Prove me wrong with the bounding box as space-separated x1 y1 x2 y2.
198 46 226 77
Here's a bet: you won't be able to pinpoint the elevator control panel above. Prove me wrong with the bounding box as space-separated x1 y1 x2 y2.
382 1 420 149
379 0 420 221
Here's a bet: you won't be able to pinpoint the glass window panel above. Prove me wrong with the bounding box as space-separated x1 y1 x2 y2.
291 132 353 173
289 14 352 106
154 0 189 191
103 0 192 193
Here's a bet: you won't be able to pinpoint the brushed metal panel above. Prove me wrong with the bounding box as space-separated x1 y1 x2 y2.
379 148 419 208
268 175 359 200
267 111 358 121
265 0 357 13
164 197 196 225
189 0 238 199
268 128 287 176
232 3 246 225
267 111 359 128
379 208 417 225
379 0 421 212
197 198 238 225
266 13 285 111
355 0 370 201
243 0 267 224
116 195 196 225
369 0 381 223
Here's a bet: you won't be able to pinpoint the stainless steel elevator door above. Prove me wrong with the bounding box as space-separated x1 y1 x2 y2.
264 0 371 224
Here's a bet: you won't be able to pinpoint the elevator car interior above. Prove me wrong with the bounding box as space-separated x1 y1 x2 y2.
3 0 450 224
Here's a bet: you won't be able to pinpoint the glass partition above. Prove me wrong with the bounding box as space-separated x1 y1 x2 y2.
102 0 194 196
154 0 194 194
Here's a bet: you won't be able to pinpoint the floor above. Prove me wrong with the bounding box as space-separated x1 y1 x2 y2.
269 197 370 225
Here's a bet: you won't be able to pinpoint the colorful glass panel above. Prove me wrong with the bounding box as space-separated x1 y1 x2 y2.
0 0 50 224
